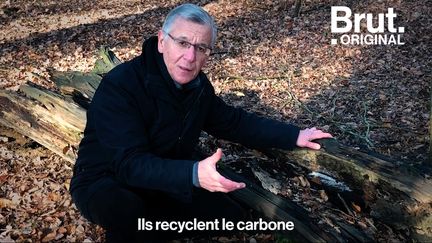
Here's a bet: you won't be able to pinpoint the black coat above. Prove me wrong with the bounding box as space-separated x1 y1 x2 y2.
70 37 300 201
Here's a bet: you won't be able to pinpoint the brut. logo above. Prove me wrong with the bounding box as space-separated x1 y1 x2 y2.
330 6 405 45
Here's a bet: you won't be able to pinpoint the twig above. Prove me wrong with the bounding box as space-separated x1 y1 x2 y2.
361 102 374 148
370 124 423 134
324 205 357 221
220 75 291 81
337 193 355 217
330 90 338 118
40 208 57 217
364 217 378 231
221 75 243 81
292 0 302 17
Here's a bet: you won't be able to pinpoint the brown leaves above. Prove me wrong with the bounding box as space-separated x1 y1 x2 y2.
0 174 8 183
41 231 56 242
0 126 102 241
0 198 15 209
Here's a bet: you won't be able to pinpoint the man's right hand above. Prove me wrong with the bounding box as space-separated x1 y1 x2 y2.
198 148 246 193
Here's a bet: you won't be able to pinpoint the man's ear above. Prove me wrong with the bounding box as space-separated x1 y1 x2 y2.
157 30 165 53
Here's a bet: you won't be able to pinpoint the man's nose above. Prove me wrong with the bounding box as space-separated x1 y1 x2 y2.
183 46 196 62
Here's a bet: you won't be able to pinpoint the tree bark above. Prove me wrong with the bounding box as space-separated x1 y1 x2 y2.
263 139 432 241
0 84 84 163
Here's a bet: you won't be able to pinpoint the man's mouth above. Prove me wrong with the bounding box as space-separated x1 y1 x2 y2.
179 66 193 72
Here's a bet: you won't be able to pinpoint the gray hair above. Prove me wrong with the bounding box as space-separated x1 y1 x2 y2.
162 3 217 47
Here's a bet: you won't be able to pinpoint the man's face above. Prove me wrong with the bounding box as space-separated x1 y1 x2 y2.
158 17 212 85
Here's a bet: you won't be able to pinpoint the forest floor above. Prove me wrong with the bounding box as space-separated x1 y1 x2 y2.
0 0 431 242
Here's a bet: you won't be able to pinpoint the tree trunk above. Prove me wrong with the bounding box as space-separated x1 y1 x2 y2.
0 84 85 162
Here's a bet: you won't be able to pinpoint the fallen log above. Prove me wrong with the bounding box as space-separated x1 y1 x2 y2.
263 139 432 241
0 48 114 163
0 84 84 162
219 167 373 242
0 47 431 241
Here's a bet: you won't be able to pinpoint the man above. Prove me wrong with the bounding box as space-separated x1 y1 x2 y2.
70 3 332 242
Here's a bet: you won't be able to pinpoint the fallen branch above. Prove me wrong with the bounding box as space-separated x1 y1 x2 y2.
263 138 432 240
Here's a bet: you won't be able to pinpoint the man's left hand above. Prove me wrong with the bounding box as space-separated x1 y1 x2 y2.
296 127 333 150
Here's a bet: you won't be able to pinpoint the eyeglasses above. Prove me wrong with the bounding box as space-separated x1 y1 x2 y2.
165 32 212 56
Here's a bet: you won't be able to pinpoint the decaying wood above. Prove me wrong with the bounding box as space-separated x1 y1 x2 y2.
267 139 432 203
251 166 283 195
263 139 432 241
220 167 373 242
0 48 114 163
1 47 431 241
50 70 101 100
0 85 84 163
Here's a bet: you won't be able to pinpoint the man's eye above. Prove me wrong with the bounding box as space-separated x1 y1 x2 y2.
178 40 190 48
197 46 207 53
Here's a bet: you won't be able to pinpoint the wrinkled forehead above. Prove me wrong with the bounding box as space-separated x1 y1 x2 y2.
169 17 212 44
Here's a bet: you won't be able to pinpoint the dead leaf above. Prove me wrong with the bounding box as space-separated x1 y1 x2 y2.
352 202 362 213
298 175 310 188
234 91 245 97
58 227 67 234
42 231 57 242
0 174 8 184
319 190 328 202
0 198 15 209
48 192 61 202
